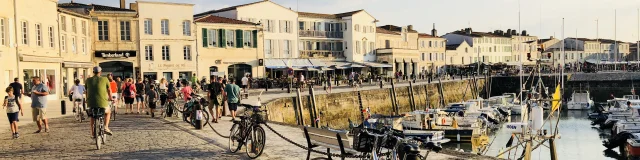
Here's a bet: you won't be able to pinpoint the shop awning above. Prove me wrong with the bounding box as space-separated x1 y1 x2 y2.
265 59 287 69
360 62 392 68
284 59 314 68
348 64 366 68
308 59 329 67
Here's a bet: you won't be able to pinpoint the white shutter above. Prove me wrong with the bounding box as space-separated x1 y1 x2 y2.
279 39 285 57
279 20 283 33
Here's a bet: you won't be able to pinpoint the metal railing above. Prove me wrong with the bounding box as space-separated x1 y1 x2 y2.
299 50 345 59
298 30 343 38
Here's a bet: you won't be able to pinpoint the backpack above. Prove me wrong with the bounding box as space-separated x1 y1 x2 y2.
123 84 133 98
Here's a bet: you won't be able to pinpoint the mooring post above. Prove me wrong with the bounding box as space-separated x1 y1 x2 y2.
408 81 416 111
296 88 305 126
424 85 430 109
291 97 300 125
389 88 396 114
390 80 399 114
549 138 558 160
309 85 319 128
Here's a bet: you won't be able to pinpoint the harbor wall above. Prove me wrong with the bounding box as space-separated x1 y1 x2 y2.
265 79 486 129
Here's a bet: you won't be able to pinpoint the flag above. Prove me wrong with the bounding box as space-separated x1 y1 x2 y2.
551 83 562 112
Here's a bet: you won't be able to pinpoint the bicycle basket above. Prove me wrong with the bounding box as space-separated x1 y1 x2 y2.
251 112 266 124
352 127 379 152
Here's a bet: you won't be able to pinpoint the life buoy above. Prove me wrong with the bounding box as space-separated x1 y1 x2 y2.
442 118 446 124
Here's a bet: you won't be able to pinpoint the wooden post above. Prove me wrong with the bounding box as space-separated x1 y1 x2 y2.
292 97 301 125
549 138 558 160
390 80 399 114
296 88 306 126
389 88 396 114
309 85 318 127
424 85 430 109
408 81 416 111
437 76 446 108
357 90 365 122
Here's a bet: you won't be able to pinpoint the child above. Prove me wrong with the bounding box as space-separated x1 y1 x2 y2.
146 85 159 118
3 86 23 139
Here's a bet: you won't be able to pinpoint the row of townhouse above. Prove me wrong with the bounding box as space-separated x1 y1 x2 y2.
539 37 630 66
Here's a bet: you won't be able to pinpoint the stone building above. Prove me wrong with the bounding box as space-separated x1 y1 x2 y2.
132 1 196 82
194 15 264 82
57 7 93 97
443 28 513 64
417 24 446 74
375 25 420 77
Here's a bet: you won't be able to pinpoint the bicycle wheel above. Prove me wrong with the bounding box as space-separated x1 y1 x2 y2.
95 119 102 150
74 104 81 122
228 123 242 153
100 119 107 145
246 125 266 159
201 108 210 126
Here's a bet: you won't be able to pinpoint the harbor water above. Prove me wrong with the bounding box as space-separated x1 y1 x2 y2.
443 110 622 160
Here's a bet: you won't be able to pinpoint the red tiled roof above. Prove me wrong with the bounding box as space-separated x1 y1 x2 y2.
194 15 257 25
376 27 399 35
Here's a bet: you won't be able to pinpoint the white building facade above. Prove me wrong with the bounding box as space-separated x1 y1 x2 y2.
443 28 513 64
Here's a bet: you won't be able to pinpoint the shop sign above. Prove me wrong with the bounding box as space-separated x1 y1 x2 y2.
147 63 195 71
63 62 94 68
94 51 137 58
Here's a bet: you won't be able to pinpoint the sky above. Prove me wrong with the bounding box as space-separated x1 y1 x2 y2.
60 0 640 43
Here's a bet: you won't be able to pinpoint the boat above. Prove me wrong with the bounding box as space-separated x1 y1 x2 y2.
566 90 594 110
400 110 488 142
502 93 517 104
363 114 451 144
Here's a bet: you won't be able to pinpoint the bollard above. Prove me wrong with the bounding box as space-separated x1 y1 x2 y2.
61 100 66 115
194 104 203 130
379 80 383 88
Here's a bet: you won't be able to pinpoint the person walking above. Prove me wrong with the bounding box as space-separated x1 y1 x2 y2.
4 87 23 138
85 67 113 136
9 78 23 109
224 79 241 121
135 78 145 114
326 74 332 94
207 76 224 123
241 75 249 93
30 76 50 133
108 74 118 114
146 85 159 118
158 78 168 112
121 78 136 114
115 77 123 111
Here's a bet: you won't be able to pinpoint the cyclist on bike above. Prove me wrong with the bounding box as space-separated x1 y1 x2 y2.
68 79 86 118
86 66 113 136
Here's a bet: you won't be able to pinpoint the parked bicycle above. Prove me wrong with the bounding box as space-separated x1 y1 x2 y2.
174 94 210 127
229 105 267 159
89 108 108 150
353 126 442 160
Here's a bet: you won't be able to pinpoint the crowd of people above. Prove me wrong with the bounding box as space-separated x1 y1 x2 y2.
3 67 251 140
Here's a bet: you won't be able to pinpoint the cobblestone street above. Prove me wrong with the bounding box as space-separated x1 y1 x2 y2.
0 114 243 159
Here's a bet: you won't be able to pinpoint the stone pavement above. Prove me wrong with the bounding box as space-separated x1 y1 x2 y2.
0 114 245 159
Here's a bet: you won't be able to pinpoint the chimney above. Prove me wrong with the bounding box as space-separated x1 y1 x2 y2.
120 0 126 9
550 36 554 39
431 23 438 36
464 28 471 35
407 25 413 31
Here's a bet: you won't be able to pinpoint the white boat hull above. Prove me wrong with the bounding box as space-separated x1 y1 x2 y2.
567 101 594 110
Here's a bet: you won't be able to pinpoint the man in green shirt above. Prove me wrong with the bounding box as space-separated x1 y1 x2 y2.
85 67 113 136
224 79 241 121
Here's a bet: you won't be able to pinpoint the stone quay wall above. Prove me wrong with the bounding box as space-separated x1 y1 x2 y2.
264 79 486 129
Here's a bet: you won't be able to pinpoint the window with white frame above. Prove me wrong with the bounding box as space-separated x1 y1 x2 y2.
48 26 54 48
21 21 28 45
161 19 169 35
162 45 170 61
428 41 432 48
120 21 131 41
71 36 76 53
370 42 375 54
226 29 234 47
81 21 86 35
356 41 361 54
81 38 86 54
183 45 192 60
145 45 154 61
429 53 433 61
264 39 272 57
363 25 367 33
207 29 218 47
35 24 42 46
60 16 66 31
144 19 152 35
97 20 108 41
264 20 275 32
0 18 4 46
243 30 252 47
182 20 191 36
283 40 291 55
61 35 66 51
71 18 76 33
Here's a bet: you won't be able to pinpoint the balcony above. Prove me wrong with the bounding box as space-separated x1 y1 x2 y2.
299 30 344 38
299 50 345 60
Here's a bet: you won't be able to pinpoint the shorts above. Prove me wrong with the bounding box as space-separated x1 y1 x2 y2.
228 103 238 111
74 98 83 102
136 95 144 102
148 101 157 109
160 94 167 105
124 97 135 104
208 97 219 110
31 107 47 122
241 85 247 89
7 112 19 123
116 93 121 99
